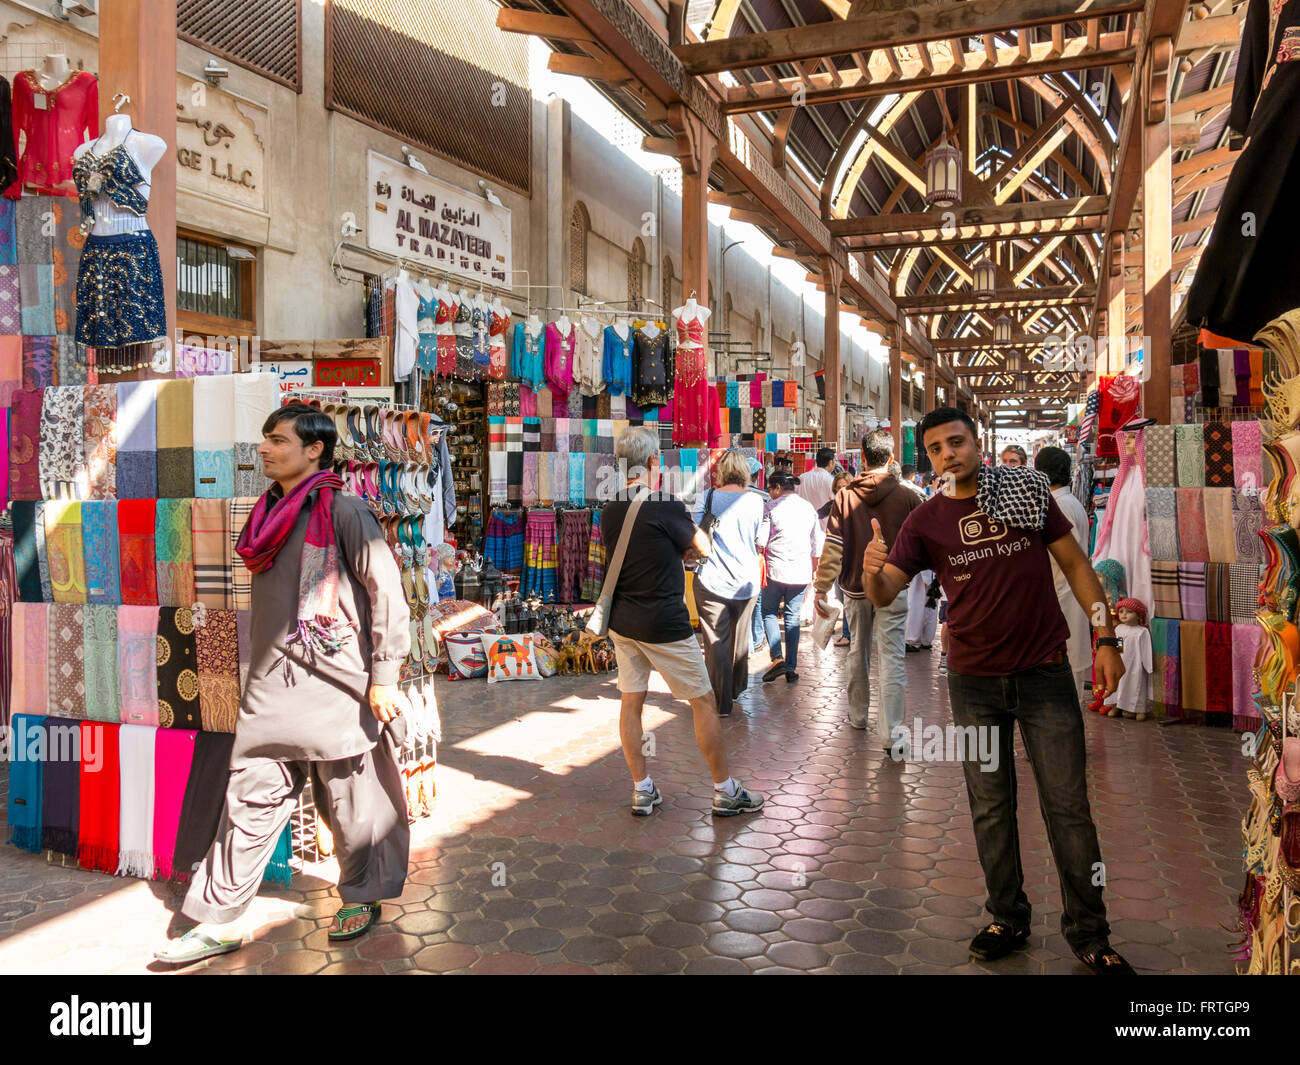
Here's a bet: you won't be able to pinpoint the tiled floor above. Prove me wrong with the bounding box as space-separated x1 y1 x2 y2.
0 638 1247 974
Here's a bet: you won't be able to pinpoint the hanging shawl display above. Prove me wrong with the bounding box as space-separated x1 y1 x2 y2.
974 464 1051 530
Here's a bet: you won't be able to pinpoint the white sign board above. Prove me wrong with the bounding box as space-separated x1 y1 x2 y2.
366 151 511 285
252 361 312 398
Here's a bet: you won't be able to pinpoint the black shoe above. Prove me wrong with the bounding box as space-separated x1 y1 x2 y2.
785 671 798 683
1074 946 1136 975
762 660 786 682
969 922 1030 961
905 644 922 653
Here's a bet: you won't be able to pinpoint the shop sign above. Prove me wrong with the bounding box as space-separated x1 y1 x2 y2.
315 359 382 388
175 75 267 213
252 361 312 397
366 151 511 284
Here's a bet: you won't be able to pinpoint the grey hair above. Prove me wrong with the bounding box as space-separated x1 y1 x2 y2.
615 424 660 477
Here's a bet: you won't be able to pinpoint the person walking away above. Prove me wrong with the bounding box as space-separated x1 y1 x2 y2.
860 406 1133 975
813 429 921 745
758 472 824 683
1035 446 1093 701
601 427 763 816
796 446 837 529
745 457 770 655
156 403 412 966
824 471 854 647
691 450 768 716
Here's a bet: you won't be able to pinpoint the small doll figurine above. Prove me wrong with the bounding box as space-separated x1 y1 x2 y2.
434 543 457 602
1105 597 1152 721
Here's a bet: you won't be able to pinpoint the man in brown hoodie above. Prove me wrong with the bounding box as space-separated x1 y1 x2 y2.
814 428 922 746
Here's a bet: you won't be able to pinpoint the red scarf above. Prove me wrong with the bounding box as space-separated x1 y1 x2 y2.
235 469 352 654
78 720 120 874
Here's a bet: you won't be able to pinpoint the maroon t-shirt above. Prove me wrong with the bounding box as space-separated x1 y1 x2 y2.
887 494 1074 677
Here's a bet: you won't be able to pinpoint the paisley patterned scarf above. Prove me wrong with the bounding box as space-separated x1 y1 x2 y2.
154 498 195 608
20 335 54 390
43 500 86 603
117 499 158 605
1175 424 1205 488
1145 487 1179 561
82 383 117 499
38 385 86 499
118 605 159 726
1233 488 1264 564
196 608 240 733
82 500 120 605
82 604 120 723
8 386 42 501
236 470 353 655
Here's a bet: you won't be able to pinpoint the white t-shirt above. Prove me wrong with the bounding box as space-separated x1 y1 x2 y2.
796 466 834 523
760 493 826 585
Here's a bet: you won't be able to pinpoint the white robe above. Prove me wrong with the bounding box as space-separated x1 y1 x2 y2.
1103 622 1152 712
1049 486 1092 684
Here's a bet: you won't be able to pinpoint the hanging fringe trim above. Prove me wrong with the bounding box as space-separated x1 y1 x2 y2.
263 855 293 886
77 842 118 874
115 850 155 880
1234 711 1262 732
41 827 79 858
8 824 42 854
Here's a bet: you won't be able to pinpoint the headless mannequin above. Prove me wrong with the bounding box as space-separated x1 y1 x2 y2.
525 312 543 337
672 296 711 342
491 295 506 317
555 314 573 337
417 277 435 302
581 314 602 339
614 316 630 341
72 113 167 236
37 52 71 92
639 320 660 340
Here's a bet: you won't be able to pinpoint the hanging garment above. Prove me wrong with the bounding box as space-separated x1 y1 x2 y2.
229 497 258 612
196 608 240 734
602 325 634 396
415 289 438 373
78 716 120 873
631 328 673 409
82 383 117 499
484 508 525 573
582 509 605 602
192 373 236 498
0 77 16 196
43 500 86 603
1186 0 1300 339
489 307 511 380
39 385 87 499
6 715 43 851
116 723 157 878
472 302 491 374
672 314 712 446
557 508 591 604
452 298 476 381
434 294 457 378
155 498 195 608
521 508 559 602
82 603 120 723
1233 488 1264 563
82 499 120 604
168 730 235 883
545 321 577 400
8 387 40 501
10 602 48 715
155 379 194 499
118 499 158 605
1094 374 1141 458
156 606 201 730
41 716 79 857
191 497 232 609
11 70 98 196
511 320 544 390
75 231 166 350
392 275 419 383
152 727 199 882
574 316 605 395
116 380 158 500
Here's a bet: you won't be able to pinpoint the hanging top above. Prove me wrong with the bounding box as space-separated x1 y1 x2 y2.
72 131 151 224
12 69 98 196
676 315 705 350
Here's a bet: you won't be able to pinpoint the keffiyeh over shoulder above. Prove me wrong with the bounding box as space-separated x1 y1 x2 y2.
975 465 1052 530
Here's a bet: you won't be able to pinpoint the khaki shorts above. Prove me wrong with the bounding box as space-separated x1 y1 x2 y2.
609 631 712 701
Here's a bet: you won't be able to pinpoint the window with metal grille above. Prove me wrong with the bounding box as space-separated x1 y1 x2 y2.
570 203 589 296
176 232 257 336
325 0 530 193
178 0 301 91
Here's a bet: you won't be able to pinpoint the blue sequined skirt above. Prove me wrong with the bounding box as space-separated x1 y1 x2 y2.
75 230 166 349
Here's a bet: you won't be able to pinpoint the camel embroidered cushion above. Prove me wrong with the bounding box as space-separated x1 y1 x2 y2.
479 632 543 683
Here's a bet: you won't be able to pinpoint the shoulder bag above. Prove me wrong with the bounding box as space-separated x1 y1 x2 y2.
585 486 649 636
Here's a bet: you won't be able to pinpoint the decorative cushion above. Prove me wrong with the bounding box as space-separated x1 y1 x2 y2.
532 634 558 677
480 632 543 683
446 631 489 680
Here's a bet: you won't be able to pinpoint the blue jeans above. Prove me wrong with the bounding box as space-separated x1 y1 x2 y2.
946 658 1110 954
749 593 765 653
761 581 807 670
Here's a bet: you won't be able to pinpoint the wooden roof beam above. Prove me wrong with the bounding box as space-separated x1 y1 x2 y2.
829 195 1109 236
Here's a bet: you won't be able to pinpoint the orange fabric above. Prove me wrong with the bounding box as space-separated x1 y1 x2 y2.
1199 328 1257 349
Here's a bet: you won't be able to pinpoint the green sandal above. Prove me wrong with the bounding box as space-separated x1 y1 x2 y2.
328 902 383 942
153 929 243 966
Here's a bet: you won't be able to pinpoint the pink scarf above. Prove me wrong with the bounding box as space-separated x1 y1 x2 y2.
153 728 198 881
235 469 352 655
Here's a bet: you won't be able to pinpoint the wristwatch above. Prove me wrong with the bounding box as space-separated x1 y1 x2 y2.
1095 636 1121 649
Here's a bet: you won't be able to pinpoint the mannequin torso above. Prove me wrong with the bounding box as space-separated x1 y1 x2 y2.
73 113 166 235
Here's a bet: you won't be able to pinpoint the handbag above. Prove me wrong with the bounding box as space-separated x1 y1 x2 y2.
586 486 649 637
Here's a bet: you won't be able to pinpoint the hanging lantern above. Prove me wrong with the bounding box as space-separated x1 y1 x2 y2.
1006 352 1021 374
974 258 997 300
1016 373 1030 393
925 135 962 208
994 314 1013 344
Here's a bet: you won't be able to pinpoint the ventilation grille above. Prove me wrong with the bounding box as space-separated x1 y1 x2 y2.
178 0 301 91
326 0 531 194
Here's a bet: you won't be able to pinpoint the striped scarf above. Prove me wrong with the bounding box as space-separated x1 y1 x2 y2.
236 470 353 655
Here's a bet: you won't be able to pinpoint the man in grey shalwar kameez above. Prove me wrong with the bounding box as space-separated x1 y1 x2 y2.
156 403 412 965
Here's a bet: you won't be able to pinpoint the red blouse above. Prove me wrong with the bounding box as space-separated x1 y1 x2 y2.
11 70 99 197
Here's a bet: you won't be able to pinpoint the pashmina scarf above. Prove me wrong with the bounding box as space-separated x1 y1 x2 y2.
0 266 17 335
43 500 86 602
1202 421 1233 487
6 714 43 851
11 498 43 601
170 731 235 883
8 386 41 500
1233 489 1263 564
118 605 159 726
1145 488 1179 561
1203 487 1237 563
1204 621 1234 719
1204 563 1232 623
192 373 236 498
82 383 117 499
237 470 352 655
10 602 48 715
54 334 84 387
0 334 20 408
155 498 195 607
39 385 86 499
1174 424 1205 487
1230 563 1261 623
115 380 158 500
82 500 120 605
116 723 157 878
191 497 232 608
48 603 85 717
1178 562 1207 622
1151 560 1181 619
156 607 201 729
1231 420 1263 492
196 609 241 733
1178 620 1207 714
117 499 158 605
1175 488 1210 562
20 335 54 389
233 375 277 496
41 716 80 857
82 604 120 723
229 497 257 611
153 727 198 881
20 263 54 335
77 718 120 873
1160 618 1181 716
1233 624 1263 729
155 378 194 499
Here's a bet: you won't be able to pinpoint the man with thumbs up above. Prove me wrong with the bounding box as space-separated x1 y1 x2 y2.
813 429 922 742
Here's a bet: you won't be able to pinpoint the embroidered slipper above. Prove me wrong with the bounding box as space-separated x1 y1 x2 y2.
328 903 382 942
153 929 243 966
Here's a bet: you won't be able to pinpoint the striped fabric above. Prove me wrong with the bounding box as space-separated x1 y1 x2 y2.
1152 561 1181 619
229 497 258 612
1178 562 1207 622
1204 563 1232 623
191 498 232 609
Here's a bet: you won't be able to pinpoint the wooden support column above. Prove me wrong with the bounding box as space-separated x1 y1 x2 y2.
99 0 177 378
888 325 903 459
1142 38 1173 424
821 255 843 447
1105 232 1126 377
670 103 717 328
924 358 936 413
